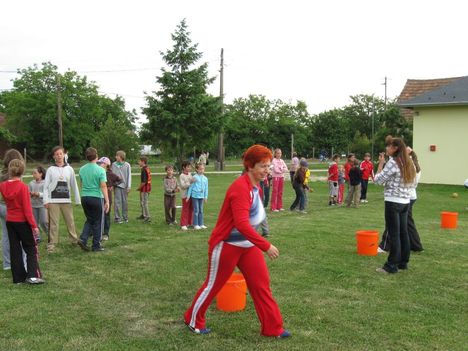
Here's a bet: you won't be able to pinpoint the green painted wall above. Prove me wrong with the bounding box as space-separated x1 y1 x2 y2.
413 106 468 185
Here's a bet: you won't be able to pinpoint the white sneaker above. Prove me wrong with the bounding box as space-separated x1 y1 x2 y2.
201 225 208 229
279 208 285 211
272 209 279 213
360 200 365 203
194 225 202 230
377 247 387 254
181 226 188 231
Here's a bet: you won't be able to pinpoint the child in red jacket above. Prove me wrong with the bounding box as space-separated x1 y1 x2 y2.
360 153 375 203
328 154 340 206
0 159 44 284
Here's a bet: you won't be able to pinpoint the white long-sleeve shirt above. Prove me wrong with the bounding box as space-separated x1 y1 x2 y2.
43 164 81 205
374 158 414 204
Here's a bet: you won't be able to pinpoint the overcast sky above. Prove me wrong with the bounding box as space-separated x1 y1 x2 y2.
1 0 467 124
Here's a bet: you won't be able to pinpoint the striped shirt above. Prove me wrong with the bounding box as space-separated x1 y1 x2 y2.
374 158 414 204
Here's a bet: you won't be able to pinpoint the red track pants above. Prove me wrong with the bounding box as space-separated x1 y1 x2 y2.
270 177 284 211
180 197 193 227
184 242 284 336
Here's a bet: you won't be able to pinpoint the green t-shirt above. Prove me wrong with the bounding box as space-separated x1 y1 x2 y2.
79 162 107 198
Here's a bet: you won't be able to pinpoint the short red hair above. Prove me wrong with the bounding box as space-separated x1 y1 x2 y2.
242 145 273 170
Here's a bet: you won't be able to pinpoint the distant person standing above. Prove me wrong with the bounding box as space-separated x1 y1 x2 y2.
29 166 48 242
43 146 81 253
137 156 152 223
163 165 179 225
97 157 121 241
111 150 132 224
289 152 299 185
345 160 362 208
1 149 25 270
360 153 374 203
0 159 44 284
78 147 109 252
374 137 416 274
179 161 196 230
270 148 288 212
198 152 207 166
327 154 340 206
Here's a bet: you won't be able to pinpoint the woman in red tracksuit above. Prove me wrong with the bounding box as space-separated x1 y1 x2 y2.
184 145 290 338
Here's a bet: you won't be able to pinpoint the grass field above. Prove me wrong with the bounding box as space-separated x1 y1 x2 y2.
1 175 467 351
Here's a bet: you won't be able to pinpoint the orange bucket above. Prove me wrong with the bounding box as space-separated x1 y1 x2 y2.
441 212 458 229
216 272 247 312
355 230 379 256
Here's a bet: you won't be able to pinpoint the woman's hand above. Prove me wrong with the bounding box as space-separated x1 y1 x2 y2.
266 244 279 260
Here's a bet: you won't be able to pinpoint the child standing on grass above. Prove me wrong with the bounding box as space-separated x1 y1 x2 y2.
328 154 340 206
187 163 208 230
360 153 374 203
271 148 288 212
179 161 196 231
137 156 152 223
163 165 179 225
290 159 308 213
346 159 362 208
337 165 345 204
303 159 311 209
29 166 48 243
0 159 44 284
111 150 131 224
97 157 121 241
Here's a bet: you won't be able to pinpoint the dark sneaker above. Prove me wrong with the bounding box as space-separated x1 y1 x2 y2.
143 218 151 223
136 215 145 220
186 323 211 335
77 240 90 252
92 247 105 252
26 277 45 284
277 330 292 338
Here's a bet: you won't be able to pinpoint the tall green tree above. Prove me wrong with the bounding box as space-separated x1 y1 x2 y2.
90 116 140 161
141 19 221 165
223 95 311 157
0 62 136 160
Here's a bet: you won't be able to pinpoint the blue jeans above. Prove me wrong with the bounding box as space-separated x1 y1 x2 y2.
383 201 410 273
290 183 305 211
80 197 104 250
192 198 204 226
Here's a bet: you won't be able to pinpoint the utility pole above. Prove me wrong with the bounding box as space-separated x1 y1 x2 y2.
216 48 225 171
56 75 64 147
383 76 388 111
291 133 294 159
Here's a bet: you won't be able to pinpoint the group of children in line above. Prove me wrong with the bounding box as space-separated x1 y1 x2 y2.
327 152 375 207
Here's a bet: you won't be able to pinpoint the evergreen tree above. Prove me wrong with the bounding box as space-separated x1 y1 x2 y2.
142 19 221 165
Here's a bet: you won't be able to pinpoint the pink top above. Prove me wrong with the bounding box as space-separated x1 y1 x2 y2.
271 158 288 178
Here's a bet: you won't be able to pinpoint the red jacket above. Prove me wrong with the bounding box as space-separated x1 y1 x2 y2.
328 163 339 182
0 179 37 229
208 173 271 252
344 162 352 181
360 160 374 180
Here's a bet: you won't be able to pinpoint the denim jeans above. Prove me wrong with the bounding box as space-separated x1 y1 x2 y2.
290 183 305 211
383 201 410 273
192 198 204 226
360 179 369 200
80 197 104 250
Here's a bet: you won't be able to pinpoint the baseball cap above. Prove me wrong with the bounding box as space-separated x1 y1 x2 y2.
97 157 111 166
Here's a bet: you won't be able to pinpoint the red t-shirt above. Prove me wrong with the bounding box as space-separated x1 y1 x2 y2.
344 162 353 181
0 179 37 229
360 160 374 180
328 163 339 182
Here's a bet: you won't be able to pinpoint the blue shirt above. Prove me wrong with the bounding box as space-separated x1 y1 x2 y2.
187 174 208 199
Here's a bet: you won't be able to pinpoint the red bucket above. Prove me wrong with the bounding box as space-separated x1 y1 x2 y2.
355 230 379 256
216 272 247 312
441 212 458 229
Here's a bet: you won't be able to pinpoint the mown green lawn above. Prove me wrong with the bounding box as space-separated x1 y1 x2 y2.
1 174 467 351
